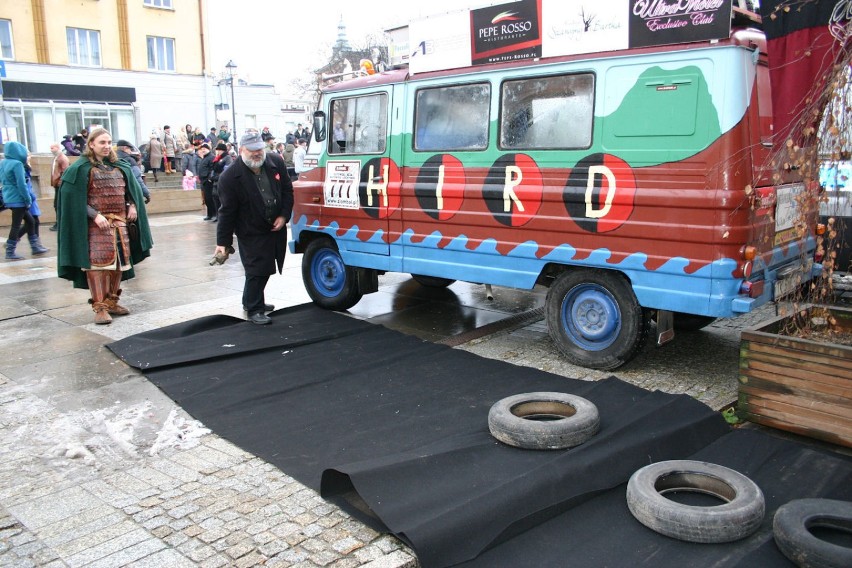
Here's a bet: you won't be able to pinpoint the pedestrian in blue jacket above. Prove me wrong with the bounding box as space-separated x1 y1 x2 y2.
0 141 47 260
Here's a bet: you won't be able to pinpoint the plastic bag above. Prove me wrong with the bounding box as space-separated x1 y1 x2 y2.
182 172 197 191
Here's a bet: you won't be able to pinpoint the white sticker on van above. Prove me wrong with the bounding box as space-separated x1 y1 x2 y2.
324 161 361 209
775 183 804 232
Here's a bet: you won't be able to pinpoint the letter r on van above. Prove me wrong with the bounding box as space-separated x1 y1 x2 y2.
504 165 525 213
585 165 616 219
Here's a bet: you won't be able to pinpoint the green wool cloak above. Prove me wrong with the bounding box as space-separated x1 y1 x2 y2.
57 157 154 289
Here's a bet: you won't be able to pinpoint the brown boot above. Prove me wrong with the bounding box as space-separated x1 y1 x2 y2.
106 271 130 315
93 302 113 324
87 271 113 325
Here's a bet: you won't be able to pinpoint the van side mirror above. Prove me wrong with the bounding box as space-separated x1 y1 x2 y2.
313 111 327 142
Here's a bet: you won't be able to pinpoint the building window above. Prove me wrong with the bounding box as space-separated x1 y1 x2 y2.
144 0 173 8
4 102 136 154
147 36 175 71
0 19 13 60
414 83 490 151
66 28 101 67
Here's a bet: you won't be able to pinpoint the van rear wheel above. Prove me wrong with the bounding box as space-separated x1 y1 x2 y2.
546 269 650 370
302 238 363 310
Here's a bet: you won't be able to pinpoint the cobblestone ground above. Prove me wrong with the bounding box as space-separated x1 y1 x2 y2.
0 374 416 568
461 280 852 411
1 210 847 566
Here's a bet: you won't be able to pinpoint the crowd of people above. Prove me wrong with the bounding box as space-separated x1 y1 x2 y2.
0 121 311 327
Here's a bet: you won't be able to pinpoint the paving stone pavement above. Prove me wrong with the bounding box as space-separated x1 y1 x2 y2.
0 370 417 568
0 215 420 568
1 212 848 567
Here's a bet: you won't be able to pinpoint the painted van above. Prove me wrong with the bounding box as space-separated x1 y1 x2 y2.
289 23 823 370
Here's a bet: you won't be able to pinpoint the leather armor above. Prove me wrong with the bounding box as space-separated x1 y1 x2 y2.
88 166 131 267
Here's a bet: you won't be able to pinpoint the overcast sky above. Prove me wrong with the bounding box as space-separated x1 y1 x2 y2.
206 0 501 96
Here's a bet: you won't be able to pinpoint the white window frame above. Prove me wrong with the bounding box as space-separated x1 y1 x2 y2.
66 27 101 67
147 36 176 72
143 0 174 8
0 19 13 60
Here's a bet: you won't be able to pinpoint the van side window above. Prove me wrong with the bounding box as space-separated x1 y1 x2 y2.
500 73 594 150
414 83 491 151
329 93 388 154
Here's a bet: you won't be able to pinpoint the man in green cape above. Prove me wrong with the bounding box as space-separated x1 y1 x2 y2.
57 127 154 324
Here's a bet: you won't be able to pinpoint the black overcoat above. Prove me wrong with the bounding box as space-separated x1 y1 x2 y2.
216 152 294 276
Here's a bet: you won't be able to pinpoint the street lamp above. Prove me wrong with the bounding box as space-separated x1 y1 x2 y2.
225 60 237 144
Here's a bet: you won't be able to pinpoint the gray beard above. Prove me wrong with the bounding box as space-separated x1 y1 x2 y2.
241 151 265 170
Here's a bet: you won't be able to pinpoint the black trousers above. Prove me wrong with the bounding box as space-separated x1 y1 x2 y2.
242 273 270 315
8 208 35 241
17 216 40 239
202 180 217 218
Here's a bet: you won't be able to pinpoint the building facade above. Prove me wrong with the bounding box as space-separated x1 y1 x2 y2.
0 0 311 154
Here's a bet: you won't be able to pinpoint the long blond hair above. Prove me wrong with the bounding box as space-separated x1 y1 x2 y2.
84 127 118 164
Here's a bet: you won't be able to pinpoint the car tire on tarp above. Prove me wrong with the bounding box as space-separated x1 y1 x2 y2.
487 392 600 450
773 498 852 568
626 460 765 543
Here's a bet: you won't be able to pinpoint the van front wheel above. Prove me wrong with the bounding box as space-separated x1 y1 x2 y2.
546 269 649 370
302 239 363 310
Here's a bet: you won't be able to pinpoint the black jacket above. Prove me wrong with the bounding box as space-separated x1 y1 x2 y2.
211 153 233 186
197 153 214 181
216 152 294 275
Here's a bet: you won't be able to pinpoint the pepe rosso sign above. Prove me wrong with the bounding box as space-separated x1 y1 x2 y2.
471 0 543 65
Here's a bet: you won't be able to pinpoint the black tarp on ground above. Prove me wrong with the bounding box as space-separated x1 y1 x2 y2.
107 305 852 567
457 428 852 567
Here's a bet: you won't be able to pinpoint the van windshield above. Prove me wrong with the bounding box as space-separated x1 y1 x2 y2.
329 93 388 154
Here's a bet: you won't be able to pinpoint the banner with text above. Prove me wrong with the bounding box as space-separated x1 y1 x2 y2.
471 0 543 65
408 0 734 75
542 0 630 57
629 0 733 48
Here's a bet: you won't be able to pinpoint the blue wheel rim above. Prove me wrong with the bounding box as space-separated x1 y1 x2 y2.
311 248 346 298
561 284 621 351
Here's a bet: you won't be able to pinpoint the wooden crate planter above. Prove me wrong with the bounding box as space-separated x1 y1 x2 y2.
738 305 852 448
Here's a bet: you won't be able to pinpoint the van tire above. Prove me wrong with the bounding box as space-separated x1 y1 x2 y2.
411 274 455 288
302 238 363 310
546 269 650 370
673 312 717 331
626 460 765 543
773 498 852 568
488 392 600 450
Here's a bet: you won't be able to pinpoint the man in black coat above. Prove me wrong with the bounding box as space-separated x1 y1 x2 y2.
214 132 294 324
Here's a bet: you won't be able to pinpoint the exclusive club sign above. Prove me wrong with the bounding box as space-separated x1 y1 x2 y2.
629 0 732 47
471 0 543 65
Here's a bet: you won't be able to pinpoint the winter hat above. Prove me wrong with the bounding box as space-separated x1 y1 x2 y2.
240 132 264 151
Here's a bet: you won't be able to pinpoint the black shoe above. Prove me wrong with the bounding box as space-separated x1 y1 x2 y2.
248 312 271 325
49 224 58 231
244 304 274 313
210 217 218 222
203 216 212 221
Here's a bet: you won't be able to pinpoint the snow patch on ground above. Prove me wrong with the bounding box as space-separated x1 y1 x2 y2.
0 386 209 472
148 407 211 456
